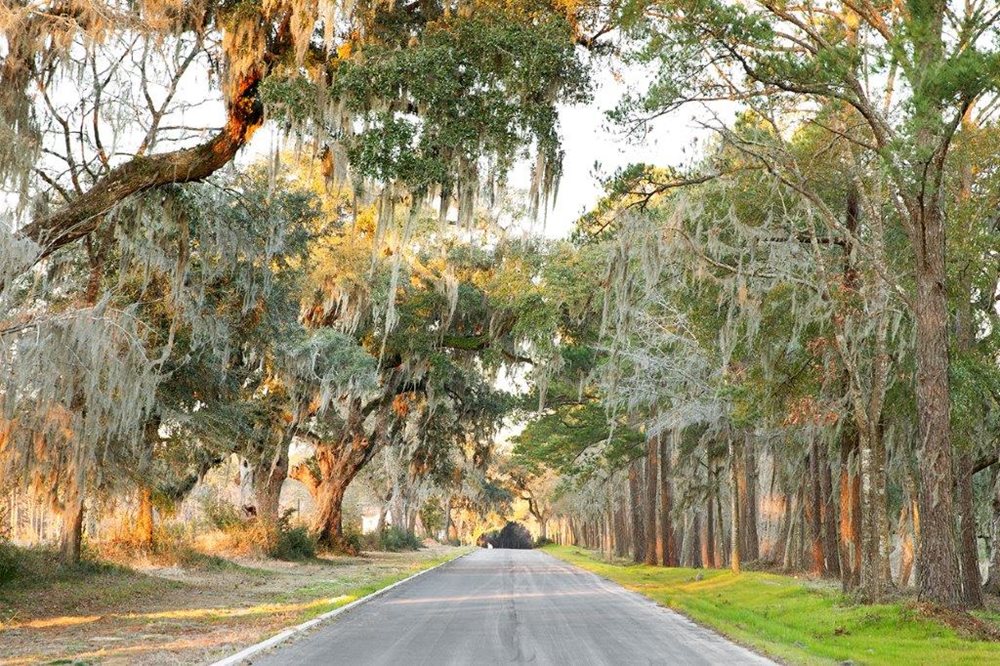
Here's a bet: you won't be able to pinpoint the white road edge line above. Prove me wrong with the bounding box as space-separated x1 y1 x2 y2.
209 549 472 666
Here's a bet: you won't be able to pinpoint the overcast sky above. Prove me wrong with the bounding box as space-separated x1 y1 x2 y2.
504 66 708 239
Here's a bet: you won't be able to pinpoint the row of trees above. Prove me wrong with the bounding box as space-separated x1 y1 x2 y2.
516 0 1000 608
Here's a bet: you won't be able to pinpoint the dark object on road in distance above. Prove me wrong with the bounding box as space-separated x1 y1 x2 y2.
477 522 533 549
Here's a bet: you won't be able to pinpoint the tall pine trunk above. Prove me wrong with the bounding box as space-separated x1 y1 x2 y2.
659 432 677 565
628 460 646 563
984 468 1000 594
908 0 961 606
740 437 760 561
820 443 840 576
956 450 983 607
912 226 960 605
730 438 741 574
807 445 824 576
859 418 890 602
644 437 659 565
898 490 916 588
839 426 862 591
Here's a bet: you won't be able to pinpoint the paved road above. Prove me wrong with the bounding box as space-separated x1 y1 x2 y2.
253 548 773 665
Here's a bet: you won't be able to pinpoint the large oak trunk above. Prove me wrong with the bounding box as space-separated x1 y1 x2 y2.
313 478 349 548
135 485 154 549
292 438 372 552
60 472 84 565
252 448 289 525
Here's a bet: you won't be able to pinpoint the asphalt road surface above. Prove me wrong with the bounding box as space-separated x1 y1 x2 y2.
252 548 774 665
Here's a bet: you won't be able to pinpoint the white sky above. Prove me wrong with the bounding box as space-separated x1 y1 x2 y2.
521 68 706 239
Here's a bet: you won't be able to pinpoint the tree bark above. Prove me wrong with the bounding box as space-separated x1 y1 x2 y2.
730 438 741 574
308 441 371 551
819 442 840 576
659 432 677 566
604 511 614 560
644 437 659 565
906 0 962 606
984 468 1000 595
687 512 701 568
60 470 85 565
899 493 916 588
252 444 289 524
859 415 891 602
135 485 155 549
808 445 824 576
956 450 983 607
740 436 760 562
628 460 646 563
912 229 961 605
715 482 726 567
312 475 349 549
701 507 715 569
18 17 295 256
783 480 802 571
839 426 862 591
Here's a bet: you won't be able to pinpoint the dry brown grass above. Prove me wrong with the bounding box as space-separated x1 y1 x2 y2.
0 542 464 665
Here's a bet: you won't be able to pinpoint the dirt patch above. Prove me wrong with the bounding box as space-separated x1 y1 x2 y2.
0 545 463 665
913 602 1000 642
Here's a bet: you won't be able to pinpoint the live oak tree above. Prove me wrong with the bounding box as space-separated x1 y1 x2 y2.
1 0 591 557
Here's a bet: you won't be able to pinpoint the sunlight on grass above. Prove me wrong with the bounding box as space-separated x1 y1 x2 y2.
1 544 474 666
545 545 1000 666
5 595 354 631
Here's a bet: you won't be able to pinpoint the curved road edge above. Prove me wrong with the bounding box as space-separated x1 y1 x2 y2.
209 548 474 666
542 547 781 665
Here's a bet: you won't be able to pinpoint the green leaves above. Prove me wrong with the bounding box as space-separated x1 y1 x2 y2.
513 401 644 478
330 1 589 190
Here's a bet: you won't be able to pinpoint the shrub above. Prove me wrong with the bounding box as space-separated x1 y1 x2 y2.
379 526 422 552
271 525 315 560
534 536 554 548
350 526 422 552
201 496 243 531
0 540 18 586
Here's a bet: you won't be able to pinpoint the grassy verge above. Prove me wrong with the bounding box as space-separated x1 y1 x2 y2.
544 544 1000 665
0 544 471 665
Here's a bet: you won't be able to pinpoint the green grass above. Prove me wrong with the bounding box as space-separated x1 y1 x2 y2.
0 546 185 623
545 545 1000 665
